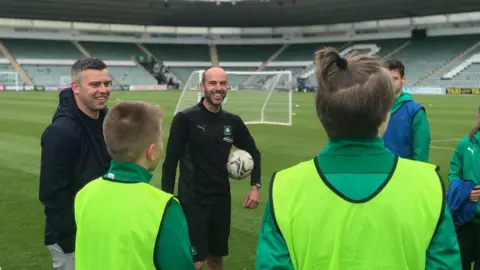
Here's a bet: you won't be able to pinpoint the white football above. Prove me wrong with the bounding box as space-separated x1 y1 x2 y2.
227 149 254 180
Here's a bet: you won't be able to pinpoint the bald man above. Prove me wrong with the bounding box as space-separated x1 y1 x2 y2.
161 66 262 270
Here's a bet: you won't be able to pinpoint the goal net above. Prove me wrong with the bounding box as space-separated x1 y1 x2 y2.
0 72 20 90
174 70 293 126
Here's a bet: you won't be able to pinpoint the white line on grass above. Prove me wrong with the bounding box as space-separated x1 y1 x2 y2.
430 145 455 150
431 139 460 143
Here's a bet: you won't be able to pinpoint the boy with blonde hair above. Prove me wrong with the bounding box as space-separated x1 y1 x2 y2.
74 100 195 270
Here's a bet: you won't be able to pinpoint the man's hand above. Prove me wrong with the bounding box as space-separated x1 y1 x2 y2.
243 186 260 209
469 186 480 202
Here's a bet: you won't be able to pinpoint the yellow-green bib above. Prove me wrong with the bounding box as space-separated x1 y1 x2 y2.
74 177 175 270
271 157 444 270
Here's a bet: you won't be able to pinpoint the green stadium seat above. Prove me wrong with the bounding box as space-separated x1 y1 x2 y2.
21 65 70 86
2 39 83 59
385 35 480 87
1 36 479 88
217 45 281 62
80 42 147 61
275 42 346 61
107 66 157 85
143 44 210 62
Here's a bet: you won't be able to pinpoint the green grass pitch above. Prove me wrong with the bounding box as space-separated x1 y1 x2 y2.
0 90 477 269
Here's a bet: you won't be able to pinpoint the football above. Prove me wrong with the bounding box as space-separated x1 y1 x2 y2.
227 149 254 180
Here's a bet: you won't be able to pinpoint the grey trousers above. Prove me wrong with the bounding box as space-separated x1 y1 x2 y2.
47 244 75 270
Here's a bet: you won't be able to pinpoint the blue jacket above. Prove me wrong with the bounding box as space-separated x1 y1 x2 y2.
446 179 477 229
383 100 423 159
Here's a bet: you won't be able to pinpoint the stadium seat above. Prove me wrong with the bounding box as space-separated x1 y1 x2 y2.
2 39 83 59
217 45 281 62
387 35 479 87
80 42 148 61
1 35 480 89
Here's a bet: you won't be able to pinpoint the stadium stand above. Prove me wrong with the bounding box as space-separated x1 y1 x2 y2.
359 38 410 58
2 39 83 59
420 37 480 88
168 67 202 83
0 34 479 89
80 42 147 60
0 39 158 87
384 35 480 87
217 45 281 61
145 44 210 62
279 36 479 89
22 65 70 86
275 42 343 61
0 63 17 73
0 63 24 86
440 63 480 88
146 44 211 83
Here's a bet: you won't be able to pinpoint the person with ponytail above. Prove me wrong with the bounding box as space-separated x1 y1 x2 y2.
255 48 461 270
448 106 480 269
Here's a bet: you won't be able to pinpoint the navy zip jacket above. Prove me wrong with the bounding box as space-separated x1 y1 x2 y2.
39 88 111 253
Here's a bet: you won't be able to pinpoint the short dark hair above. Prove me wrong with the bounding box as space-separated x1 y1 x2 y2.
71 57 107 81
314 47 395 139
384 59 405 77
103 100 163 162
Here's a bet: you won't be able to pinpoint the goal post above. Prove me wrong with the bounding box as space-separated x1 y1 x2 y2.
0 71 20 90
174 70 293 126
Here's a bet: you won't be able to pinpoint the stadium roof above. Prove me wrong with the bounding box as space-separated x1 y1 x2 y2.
2 0 480 27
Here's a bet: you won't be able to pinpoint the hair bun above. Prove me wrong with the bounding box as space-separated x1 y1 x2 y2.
336 57 348 69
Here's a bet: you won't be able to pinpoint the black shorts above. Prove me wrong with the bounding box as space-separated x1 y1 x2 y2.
456 221 480 270
182 200 231 262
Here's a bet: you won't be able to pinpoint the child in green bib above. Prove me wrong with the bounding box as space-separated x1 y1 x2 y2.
74 100 195 270
255 48 462 270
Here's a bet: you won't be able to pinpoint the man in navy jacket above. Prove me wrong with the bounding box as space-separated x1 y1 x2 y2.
39 57 112 270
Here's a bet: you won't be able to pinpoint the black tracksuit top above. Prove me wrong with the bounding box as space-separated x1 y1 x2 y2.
161 98 261 205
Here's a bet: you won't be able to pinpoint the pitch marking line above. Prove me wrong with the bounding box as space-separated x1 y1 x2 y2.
431 139 460 143
430 145 455 151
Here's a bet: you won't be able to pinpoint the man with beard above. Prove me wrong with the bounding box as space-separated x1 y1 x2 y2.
383 59 431 162
162 66 262 270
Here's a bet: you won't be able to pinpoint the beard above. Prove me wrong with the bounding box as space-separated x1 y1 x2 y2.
205 90 226 106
